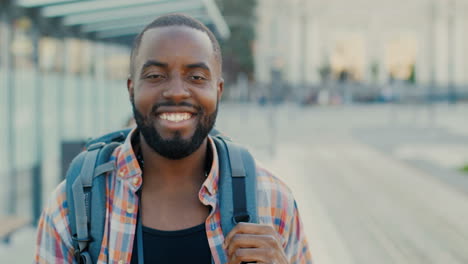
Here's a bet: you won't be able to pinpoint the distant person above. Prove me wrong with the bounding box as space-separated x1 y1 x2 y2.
34 14 312 263
338 70 349 83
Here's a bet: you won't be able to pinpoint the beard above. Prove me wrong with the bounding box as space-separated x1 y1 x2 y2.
131 98 218 160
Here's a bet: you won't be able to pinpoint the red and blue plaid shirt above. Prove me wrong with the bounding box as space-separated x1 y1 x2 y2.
34 129 312 263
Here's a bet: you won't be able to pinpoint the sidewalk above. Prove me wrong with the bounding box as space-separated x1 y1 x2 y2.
0 225 36 263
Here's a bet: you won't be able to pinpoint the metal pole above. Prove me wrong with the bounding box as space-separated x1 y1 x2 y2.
57 33 65 154
102 54 109 132
428 0 437 125
105 45 112 131
95 42 105 134
447 0 457 103
0 9 6 215
77 37 84 138
31 17 43 225
58 34 68 179
2 8 18 216
92 40 100 135
301 9 308 104
269 68 280 157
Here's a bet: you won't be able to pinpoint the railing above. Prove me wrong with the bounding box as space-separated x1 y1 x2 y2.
301 83 468 105
235 82 468 105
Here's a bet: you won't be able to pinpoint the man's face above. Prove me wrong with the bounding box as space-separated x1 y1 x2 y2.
128 26 223 159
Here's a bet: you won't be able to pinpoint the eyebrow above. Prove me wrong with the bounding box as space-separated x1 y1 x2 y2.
141 60 168 72
186 62 210 72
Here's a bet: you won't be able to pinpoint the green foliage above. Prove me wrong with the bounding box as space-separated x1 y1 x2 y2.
370 61 379 83
318 64 331 83
461 164 468 174
215 0 257 82
408 64 416 84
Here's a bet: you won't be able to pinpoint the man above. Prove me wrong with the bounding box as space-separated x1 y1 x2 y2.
35 14 312 263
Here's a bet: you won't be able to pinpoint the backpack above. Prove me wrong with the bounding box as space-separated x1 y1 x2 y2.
65 128 258 264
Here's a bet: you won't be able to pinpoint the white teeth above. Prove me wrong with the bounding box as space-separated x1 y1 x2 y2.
159 113 192 122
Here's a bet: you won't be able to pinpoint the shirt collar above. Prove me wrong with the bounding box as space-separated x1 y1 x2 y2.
115 128 220 195
201 136 219 196
115 128 142 191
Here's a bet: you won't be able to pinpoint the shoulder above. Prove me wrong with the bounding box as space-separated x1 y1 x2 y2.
254 161 297 223
38 180 73 246
43 180 69 220
256 163 294 202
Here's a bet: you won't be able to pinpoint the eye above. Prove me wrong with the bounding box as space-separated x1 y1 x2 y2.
190 75 206 81
146 74 165 80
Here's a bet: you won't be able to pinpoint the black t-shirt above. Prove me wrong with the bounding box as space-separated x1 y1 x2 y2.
130 222 212 263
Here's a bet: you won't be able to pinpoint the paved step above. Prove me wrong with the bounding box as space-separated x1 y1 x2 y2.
0 226 36 263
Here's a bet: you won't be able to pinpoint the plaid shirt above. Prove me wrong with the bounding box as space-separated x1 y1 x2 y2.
35 129 312 263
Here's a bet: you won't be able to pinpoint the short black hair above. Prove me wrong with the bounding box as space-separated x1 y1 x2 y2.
129 13 222 77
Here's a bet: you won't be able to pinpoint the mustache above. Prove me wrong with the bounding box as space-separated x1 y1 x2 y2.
150 101 202 114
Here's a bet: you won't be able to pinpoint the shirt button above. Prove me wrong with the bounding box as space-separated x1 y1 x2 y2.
127 205 135 214
132 177 140 186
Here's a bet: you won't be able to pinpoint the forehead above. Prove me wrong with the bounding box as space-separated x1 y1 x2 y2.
136 26 216 68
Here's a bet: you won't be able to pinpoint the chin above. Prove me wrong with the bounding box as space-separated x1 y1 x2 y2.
159 129 194 142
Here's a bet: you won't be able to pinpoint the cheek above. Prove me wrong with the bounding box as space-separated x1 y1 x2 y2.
196 87 219 111
135 85 159 113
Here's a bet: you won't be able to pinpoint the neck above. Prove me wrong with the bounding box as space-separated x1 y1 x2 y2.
137 134 209 193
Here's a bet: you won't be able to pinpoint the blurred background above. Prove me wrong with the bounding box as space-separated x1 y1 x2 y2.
1 0 468 263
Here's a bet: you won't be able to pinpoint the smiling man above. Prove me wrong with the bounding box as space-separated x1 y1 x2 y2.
34 14 312 264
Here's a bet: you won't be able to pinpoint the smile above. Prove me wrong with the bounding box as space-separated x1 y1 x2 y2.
158 112 193 122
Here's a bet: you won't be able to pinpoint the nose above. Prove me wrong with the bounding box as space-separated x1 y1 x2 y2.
162 77 190 102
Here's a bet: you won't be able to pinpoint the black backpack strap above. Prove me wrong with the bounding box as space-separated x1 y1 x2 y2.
213 136 258 238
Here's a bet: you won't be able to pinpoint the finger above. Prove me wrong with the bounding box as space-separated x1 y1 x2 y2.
228 248 273 264
227 234 279 257
224 223 277 247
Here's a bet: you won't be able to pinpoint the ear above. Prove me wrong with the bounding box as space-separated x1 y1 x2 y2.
217 78 224 101
127 74 134 101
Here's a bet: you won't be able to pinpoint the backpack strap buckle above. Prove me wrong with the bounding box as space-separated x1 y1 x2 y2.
72 235 92 243
74 250 92 264
233 213 251 224
72 236 93 264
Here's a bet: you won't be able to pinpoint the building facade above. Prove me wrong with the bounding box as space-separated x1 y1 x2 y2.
254 0 468 88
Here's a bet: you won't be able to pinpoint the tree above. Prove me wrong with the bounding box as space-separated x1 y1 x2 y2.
215 0 257 83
